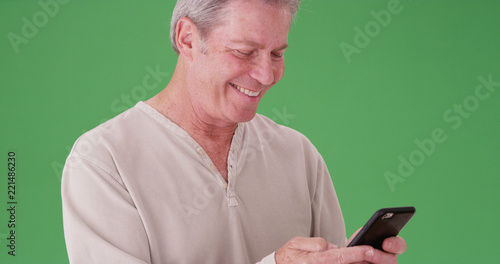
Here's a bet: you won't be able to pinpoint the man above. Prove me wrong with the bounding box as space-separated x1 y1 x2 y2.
62 0 407 263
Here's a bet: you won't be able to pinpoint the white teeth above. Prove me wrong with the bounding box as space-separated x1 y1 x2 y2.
230 83 260 97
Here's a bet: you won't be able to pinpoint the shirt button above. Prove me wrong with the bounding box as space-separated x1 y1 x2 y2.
197 148 205 156
210 164 217 171
228 197 238 207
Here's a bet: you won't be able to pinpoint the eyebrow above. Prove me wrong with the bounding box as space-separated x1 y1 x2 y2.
229 39 288 51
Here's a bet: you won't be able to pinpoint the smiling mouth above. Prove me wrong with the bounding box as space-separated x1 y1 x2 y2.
230 83 261 97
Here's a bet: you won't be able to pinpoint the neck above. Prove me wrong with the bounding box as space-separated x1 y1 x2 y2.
146 58 237 144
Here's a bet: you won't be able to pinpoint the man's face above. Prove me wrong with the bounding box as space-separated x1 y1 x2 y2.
186 0 291 125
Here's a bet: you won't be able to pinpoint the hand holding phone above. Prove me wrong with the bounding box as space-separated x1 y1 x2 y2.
347 206 415 251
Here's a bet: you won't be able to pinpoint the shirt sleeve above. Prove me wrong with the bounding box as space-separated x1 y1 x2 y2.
61 155 151 264
310 151 348 247
259 150 347 264
255 252 276 264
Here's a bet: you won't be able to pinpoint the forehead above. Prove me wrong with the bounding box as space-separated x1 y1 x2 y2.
209 0 291 47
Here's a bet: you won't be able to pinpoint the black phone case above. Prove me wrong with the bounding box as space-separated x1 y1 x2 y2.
347 206 415 251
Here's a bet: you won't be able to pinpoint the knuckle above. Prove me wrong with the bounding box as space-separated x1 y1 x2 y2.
312 237 327 247
289 236 301 245
335 253 345 264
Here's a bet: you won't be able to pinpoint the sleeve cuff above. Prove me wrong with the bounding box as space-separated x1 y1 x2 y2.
256 251 276 264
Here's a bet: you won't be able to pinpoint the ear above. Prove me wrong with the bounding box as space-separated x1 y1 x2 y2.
176 17 199 60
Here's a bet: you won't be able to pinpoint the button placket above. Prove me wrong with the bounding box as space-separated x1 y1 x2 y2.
197 148 205 156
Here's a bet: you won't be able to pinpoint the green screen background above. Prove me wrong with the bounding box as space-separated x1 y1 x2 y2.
1 0 499 263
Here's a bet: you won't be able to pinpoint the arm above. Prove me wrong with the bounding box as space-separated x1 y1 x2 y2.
62 156 151 264
273 151 407 263
274 235 406 264
309 151 347 246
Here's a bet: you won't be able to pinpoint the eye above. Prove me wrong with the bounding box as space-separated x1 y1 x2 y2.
235 50 253 56
272 52 284 59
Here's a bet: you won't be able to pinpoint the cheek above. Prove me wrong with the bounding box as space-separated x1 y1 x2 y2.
221 57 254 78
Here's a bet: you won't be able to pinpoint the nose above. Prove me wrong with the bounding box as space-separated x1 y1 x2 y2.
250 55 275 86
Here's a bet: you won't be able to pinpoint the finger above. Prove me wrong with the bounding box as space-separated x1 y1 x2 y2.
382 236 407 254
347 227 363 245
287 236 330 252
328 243 339 250
322 246 375 263
364 248 398 264
326 246 398 264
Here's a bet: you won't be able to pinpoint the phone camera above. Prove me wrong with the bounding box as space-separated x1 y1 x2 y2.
382 213 394 220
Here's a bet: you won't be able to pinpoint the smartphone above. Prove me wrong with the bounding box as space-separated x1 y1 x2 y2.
346 206 415 251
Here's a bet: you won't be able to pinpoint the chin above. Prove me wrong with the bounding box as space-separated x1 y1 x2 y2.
231 110 258 123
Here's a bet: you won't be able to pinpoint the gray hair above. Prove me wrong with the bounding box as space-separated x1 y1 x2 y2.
170 0 302 55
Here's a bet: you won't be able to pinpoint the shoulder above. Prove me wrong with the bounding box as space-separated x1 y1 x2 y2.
66 104 155 171
71 106 136 152
243 114 325 180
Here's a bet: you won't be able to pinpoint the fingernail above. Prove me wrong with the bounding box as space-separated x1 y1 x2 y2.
366 249 374 259
387 241 394 250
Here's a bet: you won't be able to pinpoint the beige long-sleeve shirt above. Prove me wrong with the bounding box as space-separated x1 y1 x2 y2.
62 102 346 264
